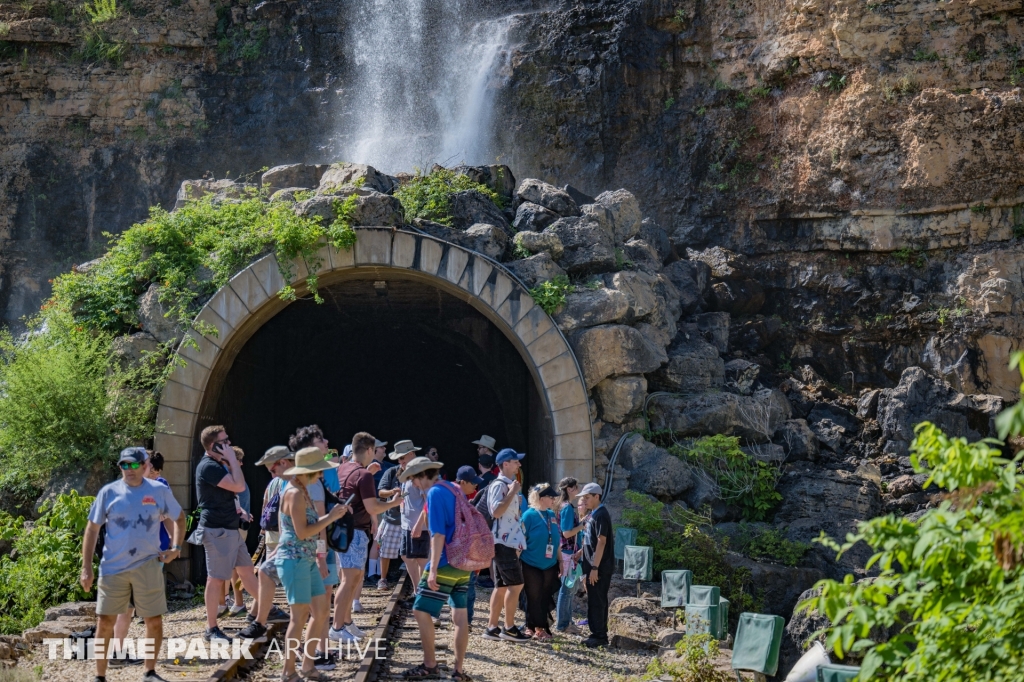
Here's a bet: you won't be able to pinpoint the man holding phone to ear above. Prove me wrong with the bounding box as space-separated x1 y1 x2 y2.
196 425 261 643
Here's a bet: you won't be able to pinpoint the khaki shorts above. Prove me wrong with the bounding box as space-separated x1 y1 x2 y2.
97 558 167 618
202 526 252 581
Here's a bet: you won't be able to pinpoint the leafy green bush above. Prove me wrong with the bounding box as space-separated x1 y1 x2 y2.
394 168 503 225
0 313 158 481
622 490 758 621
728 524 810 566
671 435 782 521
633 633 732 682
528 275 572 315
83 0 118 23
0 491 96 634
802 355 1024 681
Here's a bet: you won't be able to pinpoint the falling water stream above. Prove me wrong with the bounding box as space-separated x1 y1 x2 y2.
330 0 522 173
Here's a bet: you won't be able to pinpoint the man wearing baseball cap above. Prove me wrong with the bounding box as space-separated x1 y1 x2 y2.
472 435 499 487
482 448 530 642
80 447 185 682
576 482 614 648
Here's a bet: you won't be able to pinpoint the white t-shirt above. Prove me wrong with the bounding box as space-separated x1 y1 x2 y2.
487 474 526 550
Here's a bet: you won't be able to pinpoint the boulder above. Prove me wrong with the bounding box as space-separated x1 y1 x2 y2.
623 238 663 274
512 202 559 232
513 230 563 260
317 162 396 195
295 189 403 227
595 189 643 243
807 403 860 432
724 358 760 395
111 332 160 366
450 190 511 233
686 246 749 280
778 587 831 679
44 602 96 621
456 224 508 260
34 459 110 516
137 284 179 344
648 330 724 393
23 616 97 643
506 253 567 288
742 443 786 464
638 218 672 262
516 178 580 217
553 288 629 332
723 554 826 617
604 271 659 321
731 316 784 353
570 324 668 389
580 203 615 240
544 217 617 275
774 466 882 578
810 418 847 453
773 419 820 462
663 261 711 317
173 178 254 210
648 389 791 442
594 375 647 424
261 163 326 193
269 187 313 202
608 597 673 649
618 434 692 498
887 474 921 498
856 389 882 420
453 164 516 203
876 367 1003 457
694 312 730 354
710 278 765 315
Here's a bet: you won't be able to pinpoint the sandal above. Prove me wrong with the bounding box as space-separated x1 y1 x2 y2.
298 670 327 681
402 663 440 679
280 673 301 682
451 671 473 681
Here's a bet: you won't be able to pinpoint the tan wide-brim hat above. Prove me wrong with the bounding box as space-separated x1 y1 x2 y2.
398 456 443 483
389 439 422 460
472 435 496 450
283 446 339 476
256 445 293 467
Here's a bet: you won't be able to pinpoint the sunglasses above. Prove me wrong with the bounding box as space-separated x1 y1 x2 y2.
119 461 143 470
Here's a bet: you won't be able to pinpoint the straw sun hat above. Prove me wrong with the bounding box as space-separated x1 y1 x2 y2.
283 446 339 476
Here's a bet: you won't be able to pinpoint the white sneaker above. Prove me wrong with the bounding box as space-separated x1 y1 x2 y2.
377 579 389 590
228 604 247 616
328 625 357 642
344 622 365 639
352 599 363 613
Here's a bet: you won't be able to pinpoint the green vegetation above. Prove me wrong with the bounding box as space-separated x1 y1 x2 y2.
83 0 118 23
0 491 96 634
214 5 269 64
633 633 732 682
892 247 927 268
803 355 1024 681
511 242 531 260
528 275 572 315
77 29 126 65
393 168 503 226
673 8 689 26
728 524 810 566
912 49 939 62
623 491 758 620
664 97 675 111
670 435 783 522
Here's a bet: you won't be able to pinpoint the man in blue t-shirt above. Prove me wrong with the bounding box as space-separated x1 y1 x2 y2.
399 457 472 681
81 447 185 682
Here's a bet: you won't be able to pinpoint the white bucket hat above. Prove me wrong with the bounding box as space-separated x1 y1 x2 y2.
471 435 496 450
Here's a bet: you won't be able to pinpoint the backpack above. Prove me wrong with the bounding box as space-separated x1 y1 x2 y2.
474 479 507 530
439 481 495 572
260 483 281 532
324 483 354 553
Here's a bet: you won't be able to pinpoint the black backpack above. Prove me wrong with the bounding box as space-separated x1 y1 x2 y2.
260 486 281 532
324 486 354 553
474 480 507 531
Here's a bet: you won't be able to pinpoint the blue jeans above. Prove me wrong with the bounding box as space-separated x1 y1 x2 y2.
556 566 574 630
451 571 477 623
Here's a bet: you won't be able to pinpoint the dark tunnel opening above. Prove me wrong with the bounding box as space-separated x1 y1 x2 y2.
197 275 551 563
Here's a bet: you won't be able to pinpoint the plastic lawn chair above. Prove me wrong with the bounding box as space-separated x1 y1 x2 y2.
731 612 785 681
684 604 718 638
817 664 861 682
622 545 654 581
661 569 692 608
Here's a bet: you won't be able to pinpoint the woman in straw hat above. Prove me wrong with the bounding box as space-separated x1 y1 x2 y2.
277 447 351 681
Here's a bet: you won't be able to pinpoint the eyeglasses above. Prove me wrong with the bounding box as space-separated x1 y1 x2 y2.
215 437 231 445
119 461 143 470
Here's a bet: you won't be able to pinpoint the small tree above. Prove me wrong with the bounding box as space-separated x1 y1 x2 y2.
802 354 1024 681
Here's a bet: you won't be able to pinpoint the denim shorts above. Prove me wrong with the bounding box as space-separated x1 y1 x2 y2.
323 551 339 587
338 530 369 570
276 557 325 605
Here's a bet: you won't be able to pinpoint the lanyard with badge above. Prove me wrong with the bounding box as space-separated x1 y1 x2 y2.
544 511 556 559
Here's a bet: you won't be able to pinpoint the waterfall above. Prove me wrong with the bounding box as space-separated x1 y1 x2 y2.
331 0 516 174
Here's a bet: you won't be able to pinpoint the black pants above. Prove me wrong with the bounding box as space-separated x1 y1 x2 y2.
584 568 612 641
521 562 560 631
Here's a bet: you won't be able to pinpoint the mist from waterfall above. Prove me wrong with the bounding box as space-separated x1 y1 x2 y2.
331 0 517 174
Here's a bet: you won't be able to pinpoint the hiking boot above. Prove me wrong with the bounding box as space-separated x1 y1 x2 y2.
481 626 502 641
267 605 290 623
498 626 530 642
236 621 267 640
203 627 232 642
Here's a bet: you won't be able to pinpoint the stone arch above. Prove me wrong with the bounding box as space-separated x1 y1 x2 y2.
153 228 594 509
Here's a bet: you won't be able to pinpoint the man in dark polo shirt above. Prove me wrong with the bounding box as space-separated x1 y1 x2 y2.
196 425 258 642
576 482 615 648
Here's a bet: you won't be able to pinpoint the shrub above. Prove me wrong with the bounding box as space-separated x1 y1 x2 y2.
394 168 503 226
528 275 572 315
633 633 732 682
728 524 810 566
83 0 118 23
801 354 1024 681
671 435 783 521
0 491 96 634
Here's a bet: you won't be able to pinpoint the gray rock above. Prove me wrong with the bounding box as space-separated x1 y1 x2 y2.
648 330 724 393
629 446 693 499
648 389 791 442
663 261 708 317
73 257 103 274
594 375 647 424
269 187 313 202
317 162 396 195
459 224 508 260
683 475 727 519
35 459 110 517
856 388 882 420
622 238 662 274
544 216 616 275
553 288 630 332
580 203 615 240
807 403 860 432
604 271 659 321
695 312 730 354
887 474 921 498
742 443 786 464
686 246 749 280
639 218 672 262
173 178 254 210
608 597 674 649
44 602 97 621
137 284 180 344
723 554 826 618
261 163 326 193
724 358 760 395
506 253 567 288
111 332 160 366
294 195 342 223
656 629 686 649
778 587 830 679
512 202 559 232
810 418 847 452
450 190 511 233
710 278 765 315
516 178 580 217
595 189 643 243
570 324 668 389
513 230 563 260
774 419 820 462
453 164 516 203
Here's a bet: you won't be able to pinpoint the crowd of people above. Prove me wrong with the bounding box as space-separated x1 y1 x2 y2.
78 426 614 682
